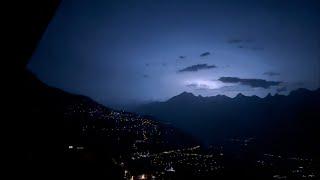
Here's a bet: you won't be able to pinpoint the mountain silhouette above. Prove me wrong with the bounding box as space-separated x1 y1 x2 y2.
135 89 320 155
10 1 320 179
15 69 200 178
9 2 200 178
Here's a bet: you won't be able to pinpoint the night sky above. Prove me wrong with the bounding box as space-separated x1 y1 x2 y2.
28 0 320 107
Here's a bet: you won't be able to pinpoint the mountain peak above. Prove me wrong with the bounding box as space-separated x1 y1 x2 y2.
168 91 196 102
235 93 246 98
180 91 195 97
216 94 229 98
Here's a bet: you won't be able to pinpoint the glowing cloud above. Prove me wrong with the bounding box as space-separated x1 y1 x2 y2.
185 79 232 90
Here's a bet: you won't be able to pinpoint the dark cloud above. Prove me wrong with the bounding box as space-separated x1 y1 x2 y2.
218 77 282 88
276 86 287 93
263 71 280 76
200 52 211 57
178 64 216 72
229 39 260 51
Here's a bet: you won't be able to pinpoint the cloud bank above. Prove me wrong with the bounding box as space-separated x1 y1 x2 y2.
218 77 282 88
178 64 216 72
200 52 211 57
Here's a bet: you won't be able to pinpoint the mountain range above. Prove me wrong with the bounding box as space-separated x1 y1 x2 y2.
10 1 320 178
135 89 320 155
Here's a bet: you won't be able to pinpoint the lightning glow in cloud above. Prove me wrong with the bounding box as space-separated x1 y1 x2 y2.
185 79 233 90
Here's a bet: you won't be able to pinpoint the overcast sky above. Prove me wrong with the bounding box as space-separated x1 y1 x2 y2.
28 0 320 106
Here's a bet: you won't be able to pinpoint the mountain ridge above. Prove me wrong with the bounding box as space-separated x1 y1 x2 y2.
165 88 319 103
134 87 320 155
17 70 200 178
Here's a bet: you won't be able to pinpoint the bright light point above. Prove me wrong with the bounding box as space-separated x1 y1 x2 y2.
139 174 146 179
